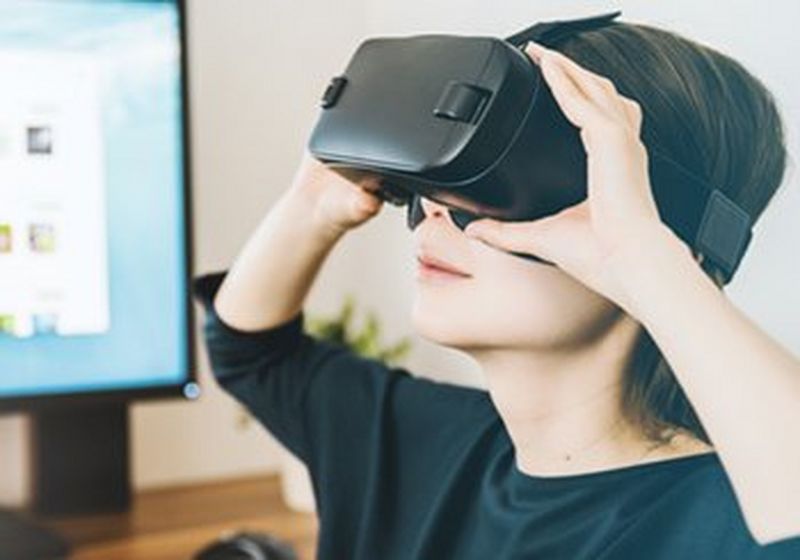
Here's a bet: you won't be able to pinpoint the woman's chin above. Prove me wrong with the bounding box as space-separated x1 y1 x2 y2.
410 301 469 347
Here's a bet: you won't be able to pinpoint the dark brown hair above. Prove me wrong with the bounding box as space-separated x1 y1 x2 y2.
555 22 789 444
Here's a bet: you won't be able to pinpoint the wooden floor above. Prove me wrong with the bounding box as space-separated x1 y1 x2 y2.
38 474 319 560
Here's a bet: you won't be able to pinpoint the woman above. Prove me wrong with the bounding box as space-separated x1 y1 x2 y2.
192 20 800 559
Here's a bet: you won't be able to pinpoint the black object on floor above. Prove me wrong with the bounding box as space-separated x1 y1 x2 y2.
0 509 70 560
194 530 299 560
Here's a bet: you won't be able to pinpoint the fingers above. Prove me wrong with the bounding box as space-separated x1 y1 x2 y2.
535 51 595 128
464 210 567 263
526 41 614 101
619 97 644 135
465 218 545 257
358 175 383 194
525 41 641 135
463 201 597 274
524 41 545 64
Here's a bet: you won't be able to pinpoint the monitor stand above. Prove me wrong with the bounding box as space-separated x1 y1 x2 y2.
31 401 131 515
0 402 130 558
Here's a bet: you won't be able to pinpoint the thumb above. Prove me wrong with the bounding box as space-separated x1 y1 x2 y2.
464 202 591 265
464 217 557 262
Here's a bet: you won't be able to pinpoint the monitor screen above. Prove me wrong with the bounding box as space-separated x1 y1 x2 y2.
0 0 194 404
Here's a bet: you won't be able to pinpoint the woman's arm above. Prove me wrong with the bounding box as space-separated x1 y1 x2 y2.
192 153 386 465
212 188 341 331
612 224 800 546
212 152 383 332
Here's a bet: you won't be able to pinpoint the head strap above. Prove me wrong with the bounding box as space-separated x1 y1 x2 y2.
504 10 622 48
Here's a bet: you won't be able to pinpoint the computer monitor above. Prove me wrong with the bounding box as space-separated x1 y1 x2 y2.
0 0 196 411
0 1 195 554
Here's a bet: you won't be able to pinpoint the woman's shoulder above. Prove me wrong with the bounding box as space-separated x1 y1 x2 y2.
594 450 799 558
624 445 800 558
686 464 800 557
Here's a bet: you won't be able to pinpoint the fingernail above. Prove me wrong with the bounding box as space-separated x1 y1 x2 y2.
526 40 548 51
524 41 540 61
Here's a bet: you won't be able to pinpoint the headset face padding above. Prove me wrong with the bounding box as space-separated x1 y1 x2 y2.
406 194 483 231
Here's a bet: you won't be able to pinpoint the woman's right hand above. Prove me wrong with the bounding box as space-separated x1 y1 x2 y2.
288 149 386 238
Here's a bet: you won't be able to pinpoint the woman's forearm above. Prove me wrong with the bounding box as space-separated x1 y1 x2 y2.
212 189 345 332
614 225 800 544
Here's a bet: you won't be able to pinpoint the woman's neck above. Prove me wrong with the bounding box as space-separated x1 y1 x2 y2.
470 312 697 477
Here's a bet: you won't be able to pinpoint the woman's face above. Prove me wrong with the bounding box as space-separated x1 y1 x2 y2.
411 196 623 353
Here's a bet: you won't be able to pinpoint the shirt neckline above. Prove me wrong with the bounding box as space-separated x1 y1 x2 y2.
476 389 722 494
506 440 720 492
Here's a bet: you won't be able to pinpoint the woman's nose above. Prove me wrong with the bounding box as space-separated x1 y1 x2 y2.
419 196 449 220
413 195 481 232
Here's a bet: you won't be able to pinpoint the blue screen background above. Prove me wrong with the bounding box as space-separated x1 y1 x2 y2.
0 0 190 398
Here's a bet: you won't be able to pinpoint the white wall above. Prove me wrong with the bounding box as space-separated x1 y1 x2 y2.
2 0 798 506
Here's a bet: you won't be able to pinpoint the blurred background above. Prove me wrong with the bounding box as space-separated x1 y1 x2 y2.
0 1 797 558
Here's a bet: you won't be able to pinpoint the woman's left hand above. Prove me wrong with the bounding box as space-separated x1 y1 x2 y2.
464 41 688 314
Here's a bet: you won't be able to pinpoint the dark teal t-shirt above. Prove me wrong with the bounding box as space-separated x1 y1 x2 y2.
192 269 800 559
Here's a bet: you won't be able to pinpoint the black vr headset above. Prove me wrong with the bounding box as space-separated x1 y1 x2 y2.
307 10 753 285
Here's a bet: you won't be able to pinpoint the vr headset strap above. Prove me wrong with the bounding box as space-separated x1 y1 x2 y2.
504 10 623 48
649 150 752 284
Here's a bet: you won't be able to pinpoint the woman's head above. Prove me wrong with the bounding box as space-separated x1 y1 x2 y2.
411 20 788 443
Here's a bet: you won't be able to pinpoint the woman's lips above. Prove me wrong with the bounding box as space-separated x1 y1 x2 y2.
416 254 472 280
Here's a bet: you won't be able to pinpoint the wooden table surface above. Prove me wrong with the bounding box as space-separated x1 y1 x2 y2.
38 474 319 560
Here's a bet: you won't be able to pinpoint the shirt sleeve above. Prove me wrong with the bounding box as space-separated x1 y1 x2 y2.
719 521 800 559
190 269 490 478
711 469 800 559
751 536 800 559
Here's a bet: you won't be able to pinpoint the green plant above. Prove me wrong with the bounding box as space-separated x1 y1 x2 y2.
304 292 412 365
235 294 413 430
